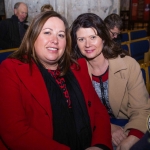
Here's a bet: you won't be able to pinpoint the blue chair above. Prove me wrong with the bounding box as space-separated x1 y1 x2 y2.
130 40 149 62
120 32 129 42
0 48 18 63
121 44 129 51
130 30 147 40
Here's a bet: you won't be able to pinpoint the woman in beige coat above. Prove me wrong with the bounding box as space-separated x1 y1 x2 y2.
70 13 150 150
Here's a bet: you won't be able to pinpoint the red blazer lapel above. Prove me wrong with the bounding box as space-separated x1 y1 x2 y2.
15 61 52 118
71 58 90 105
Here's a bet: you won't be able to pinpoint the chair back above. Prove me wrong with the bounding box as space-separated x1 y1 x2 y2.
0 48 18 63
121 44 129 51
130 40 149 62
120 32 129 42
130 29 147 40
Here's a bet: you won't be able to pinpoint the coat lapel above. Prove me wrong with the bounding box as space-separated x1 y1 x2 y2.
15 60 52 117
71 59 90 104
108 57 128 117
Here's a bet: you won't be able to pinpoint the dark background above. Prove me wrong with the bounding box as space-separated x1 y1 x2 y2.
0 0 5 15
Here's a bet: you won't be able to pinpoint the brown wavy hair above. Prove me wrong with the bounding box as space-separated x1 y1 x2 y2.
10 11 75 76
70 13 128 60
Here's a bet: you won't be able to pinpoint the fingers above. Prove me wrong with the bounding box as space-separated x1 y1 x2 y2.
112 136 121 146
112 127 127 146
116 145 121 150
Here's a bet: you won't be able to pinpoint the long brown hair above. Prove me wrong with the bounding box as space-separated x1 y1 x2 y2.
10 11 75 76
70 13 128 60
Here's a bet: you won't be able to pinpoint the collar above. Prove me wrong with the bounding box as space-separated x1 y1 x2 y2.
11 15 20 22
11 14 27 24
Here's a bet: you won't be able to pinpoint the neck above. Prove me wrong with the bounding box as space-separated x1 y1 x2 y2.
88 54 108 76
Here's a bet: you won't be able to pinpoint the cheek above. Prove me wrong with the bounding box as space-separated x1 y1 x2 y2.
34 38 44 54
77 42 83 50
34 39 40 50
60 40 66 50
94 40 104 47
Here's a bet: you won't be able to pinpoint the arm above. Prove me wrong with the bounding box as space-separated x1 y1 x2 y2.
0 60 69 150
116 57 150 149
125 58 150 132
116 135 139 150
130 131 150 150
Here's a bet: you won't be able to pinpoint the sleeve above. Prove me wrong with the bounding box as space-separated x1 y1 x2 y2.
124 57 150 133
130 131 150 150
0 60 70 150
128 129 144 139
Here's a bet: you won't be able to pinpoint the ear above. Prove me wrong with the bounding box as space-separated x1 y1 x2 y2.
14 9 17 15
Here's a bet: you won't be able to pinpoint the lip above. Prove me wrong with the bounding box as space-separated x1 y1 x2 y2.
85 49 94 53
47 47 58 51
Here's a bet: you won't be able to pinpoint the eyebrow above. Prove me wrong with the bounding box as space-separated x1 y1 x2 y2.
77 34 97 38
42 28 65 33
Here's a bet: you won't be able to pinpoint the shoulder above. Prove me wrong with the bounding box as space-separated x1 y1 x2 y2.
77 58 87 66
0 58 21 70
122 56 141 71
109 55 140 72
71 58 88 72
0 18 14 27
71 58 90 81
122 55 139 64
111 55 138 64
1 18 13 23
71 58 87 71
0 59 18 79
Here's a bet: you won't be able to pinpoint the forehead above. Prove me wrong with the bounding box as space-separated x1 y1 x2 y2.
42 17 65 30
17 4 28 12
110 26 120 32
76 27 97 36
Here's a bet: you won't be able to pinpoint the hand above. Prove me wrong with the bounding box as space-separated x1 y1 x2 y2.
85 147 103 150
116 135 139 150
111 124 127 146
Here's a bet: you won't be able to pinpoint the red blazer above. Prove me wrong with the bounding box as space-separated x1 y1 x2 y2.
0 58 112 150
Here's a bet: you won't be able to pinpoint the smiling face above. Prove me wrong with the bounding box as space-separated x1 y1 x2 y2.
76 27 104 60
34 17 66 70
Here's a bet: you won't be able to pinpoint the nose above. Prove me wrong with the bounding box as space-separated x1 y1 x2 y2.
22 13 27 18
85 39 90 47
114 35 117 38
51 35 58 44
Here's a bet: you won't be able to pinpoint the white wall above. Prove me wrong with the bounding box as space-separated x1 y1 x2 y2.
4 0 120 25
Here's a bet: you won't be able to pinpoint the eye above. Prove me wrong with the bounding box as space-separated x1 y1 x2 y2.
77 38 84 42
58 33 65 38
44 31 51 35
90 35 97 40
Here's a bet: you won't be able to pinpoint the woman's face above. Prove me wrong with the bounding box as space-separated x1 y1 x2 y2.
34 17 66 70
76 27 104 60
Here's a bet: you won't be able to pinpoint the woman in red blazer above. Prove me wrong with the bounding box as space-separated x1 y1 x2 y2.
0 11 112 150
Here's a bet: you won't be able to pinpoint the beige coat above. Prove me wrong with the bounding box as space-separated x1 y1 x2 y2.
108 56 150 133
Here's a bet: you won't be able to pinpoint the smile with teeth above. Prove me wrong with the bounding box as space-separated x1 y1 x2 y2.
47 47 58 51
